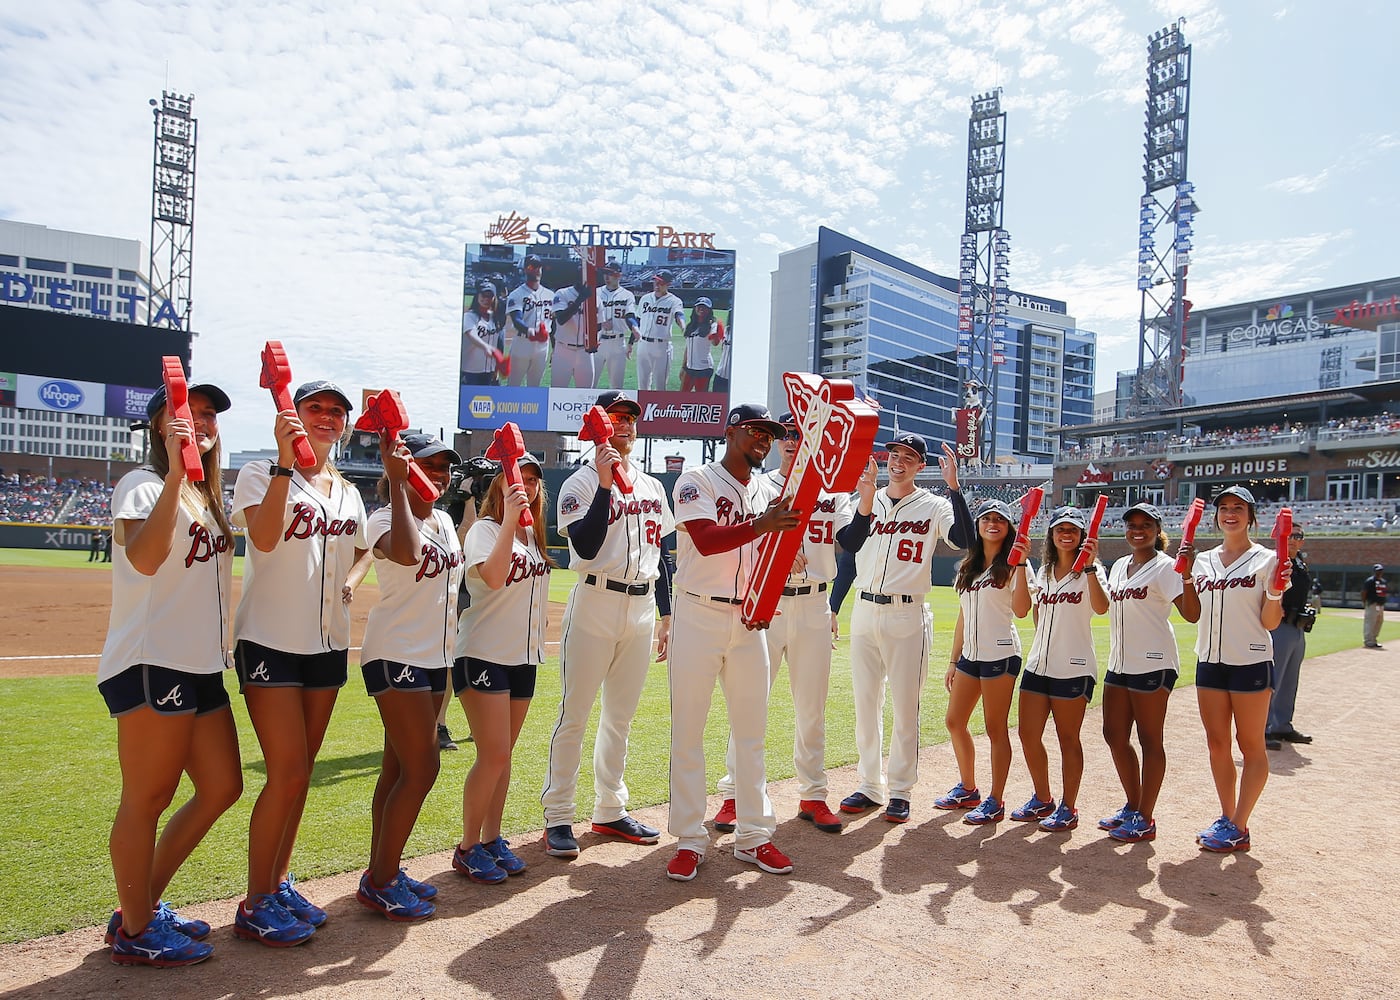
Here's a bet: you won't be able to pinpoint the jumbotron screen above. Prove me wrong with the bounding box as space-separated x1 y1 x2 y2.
457 242 737 438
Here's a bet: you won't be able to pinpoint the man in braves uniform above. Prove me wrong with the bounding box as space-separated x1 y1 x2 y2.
550 280 596 389
665 403 802 882
635 270 685 392
540 390 675 857
506 254 553 387
712 412 877 835
833 432 973 824
594 262 638 389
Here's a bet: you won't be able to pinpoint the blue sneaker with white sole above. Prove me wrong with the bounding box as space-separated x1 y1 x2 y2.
484 836 527 875
357 872 435 921
1109 811 1157 842
934 782 982 810
1097 804 1135 831
1039 803 1079 831
1010 795 1057 822
1198 818 1250 853
398 868 438 899
276 874 327 927
964 795 1004 825
1196 815 1230 844
105 900 211 945
232 893 315 947
110 919 212 967
453 842 508 884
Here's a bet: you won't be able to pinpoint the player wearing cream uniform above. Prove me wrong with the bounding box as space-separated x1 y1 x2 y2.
505 254 553 388
664 404 801 882
541 391 676 857
550 283 595 389
635 271 685 391
594 264 638 389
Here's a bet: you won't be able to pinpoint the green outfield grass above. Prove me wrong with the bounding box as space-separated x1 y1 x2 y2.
0 554 1382 941
0 545 380 586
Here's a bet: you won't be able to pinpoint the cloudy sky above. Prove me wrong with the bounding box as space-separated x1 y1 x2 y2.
3 0 1396 454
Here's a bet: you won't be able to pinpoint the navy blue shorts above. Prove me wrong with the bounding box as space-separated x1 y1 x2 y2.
235 640 348 691
362 660 448 697
1196 660 1273 693
99 664 231 718
1020 670 1097 701
955 655 1022 680
452 656 536 699
1104 668 1178 693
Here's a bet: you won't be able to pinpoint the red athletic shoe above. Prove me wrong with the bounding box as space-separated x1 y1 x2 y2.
711 798 737 832
797 799 842 833
666 850 703 882
734 841 793 874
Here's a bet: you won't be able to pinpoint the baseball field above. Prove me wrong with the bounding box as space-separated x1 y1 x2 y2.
1 546 1397 997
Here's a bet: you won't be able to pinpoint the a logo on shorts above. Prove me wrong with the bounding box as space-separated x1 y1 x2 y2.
472 668 491 688
247 662 270 682
155 685 184 707
392 664 417 684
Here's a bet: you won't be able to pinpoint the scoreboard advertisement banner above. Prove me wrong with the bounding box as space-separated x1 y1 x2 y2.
458 237 737 438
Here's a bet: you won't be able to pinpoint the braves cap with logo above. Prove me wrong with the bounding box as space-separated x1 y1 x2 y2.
1213 485 1256 506
401 433 461 464
145 382 232 421
1049 507 1088 530
726 403 785 440
293 380 355 413
1122 501 1164 524
881 432 927 461
594 390 641 417
977 499 1017 523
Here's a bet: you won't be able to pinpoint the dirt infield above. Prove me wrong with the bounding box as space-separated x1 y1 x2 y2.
1 635 1396 997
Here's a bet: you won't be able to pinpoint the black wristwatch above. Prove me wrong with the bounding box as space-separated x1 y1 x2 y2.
269 462 294 478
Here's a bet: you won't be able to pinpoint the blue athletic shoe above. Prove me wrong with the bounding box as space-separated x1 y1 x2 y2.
398 868 438 899
452 842 508 884
275 873 327 927
1010 795 1056 821
964 795 1004 825
111 919 213 967
1110 811 1157 842
1097 804 1135 831
1199 818 1250 853
484 836 527 875
105 900 211 945
1039 803 1079 831
357 872 435 921
233 893 315 947
934 782 982 810
1196 815 1230 844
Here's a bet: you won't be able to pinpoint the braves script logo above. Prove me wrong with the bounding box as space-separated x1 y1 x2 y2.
1040 591 1084 606
1110 585 1151 601
966 575 1008 592
416 546 464 583
185 522 232 567
1196 575 1259 593
155 685 184 708
484 212 530 244
285 503 359 541
713 496 755 527
871 518 932 536
609 497 664 523
505 554 551 586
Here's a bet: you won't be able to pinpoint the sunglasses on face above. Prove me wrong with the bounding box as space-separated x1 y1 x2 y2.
743 427 774 446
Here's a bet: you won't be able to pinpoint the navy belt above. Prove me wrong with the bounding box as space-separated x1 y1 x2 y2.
783 582 829 597
860 591 916 605
686 591 743 605
642 336 669 343
585 574 650 597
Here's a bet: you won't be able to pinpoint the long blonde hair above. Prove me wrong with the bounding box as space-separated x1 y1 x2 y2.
149 403 233 541
479 470 554 567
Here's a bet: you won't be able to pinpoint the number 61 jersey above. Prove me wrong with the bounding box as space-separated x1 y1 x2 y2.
852 487 955 597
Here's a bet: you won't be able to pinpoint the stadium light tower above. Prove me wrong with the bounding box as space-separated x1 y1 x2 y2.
1132 21 1194 415
957 90 1010 466
147 91 197 330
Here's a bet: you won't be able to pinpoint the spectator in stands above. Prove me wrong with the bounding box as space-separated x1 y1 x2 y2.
1266 529 1312 750
1363 565 1388 649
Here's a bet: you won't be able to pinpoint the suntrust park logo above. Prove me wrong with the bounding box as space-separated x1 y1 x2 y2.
484 212 717 250
643 403 724 423
39 380 84 410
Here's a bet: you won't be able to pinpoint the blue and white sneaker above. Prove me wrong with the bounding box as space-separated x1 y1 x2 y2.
232 893 316 947
934 782 982 809
1110 811 1157 842
1039 803 1079 831
1196 815 1231 845
276 873 327 927
398 868 438 899
1010 795 1057 821
452 842 508 884
1097 804 1135 831
484 836 527 875
105 900 211 945
111 919 213 967
1198 818 1250 853
964 795 1004 825
357 872 435 921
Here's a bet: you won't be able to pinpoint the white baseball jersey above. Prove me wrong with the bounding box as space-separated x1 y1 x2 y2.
454 519 551 666
552 286 588 349
1024 564 1098 680
715 330 732 380
506 281 554 340
853 488 954 596
360 507 465 670
1107 551 1184 675
682 320 717 372
557 462 675 581
461 310 504 375
636 290 684 342
757 468 853 586
1192 542 1277 665
98 469 234 682
672 461 765 599
232 463 368 654
957 567 1022 662
596 285 637 337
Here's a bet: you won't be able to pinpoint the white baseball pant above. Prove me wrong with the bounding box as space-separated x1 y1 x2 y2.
849 598 932 803
595 336 629 388
550 344 595 389
507 338 549 386
636 341 672 392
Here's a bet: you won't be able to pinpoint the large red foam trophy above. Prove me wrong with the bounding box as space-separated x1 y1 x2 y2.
353 389 440 503
161 357 204 482
485 422 533 527
1271 508 1294 591
258 340 317 469
741 373 879 628
579 405 633 494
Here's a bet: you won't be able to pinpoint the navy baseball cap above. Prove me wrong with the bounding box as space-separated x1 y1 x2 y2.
293 380 354 412
726 403 785 439
518 452 543 475
600 261 622 275
1374 563 1384 572
145 382 231 421
881 432 927 461
1122 501 1164 524
1213 485 1256 506
694 296 713 310
1049 507 1088 530
595 390 641 417
524 254 543 269
977 500 1016 523
476 281 497 297
401 433 460 464
656 270 675 284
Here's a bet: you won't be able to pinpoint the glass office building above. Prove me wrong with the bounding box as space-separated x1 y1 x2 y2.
770 227 1095 462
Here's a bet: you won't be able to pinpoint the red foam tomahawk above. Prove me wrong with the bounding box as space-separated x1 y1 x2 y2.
485 422 533 527
741 373 879 628
1174 497 1206 574
1072 494 1110 573
580 405 632 494
1007 487 1044 567
161 357 205 482
1271 508 1294 591
354 389 440 503
258 341 317 469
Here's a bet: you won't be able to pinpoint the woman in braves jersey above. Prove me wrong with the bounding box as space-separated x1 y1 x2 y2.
450 451 553 884
230 380 368 946
1099 502 1200 843
462 282 506 385
937 499 1032 825
98 382 240 968
1011 507 1108 832
354 434 465 921
679 297 721 392
1179 486 1290 853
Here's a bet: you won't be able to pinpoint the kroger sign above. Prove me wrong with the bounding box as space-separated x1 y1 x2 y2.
16 374 105 416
